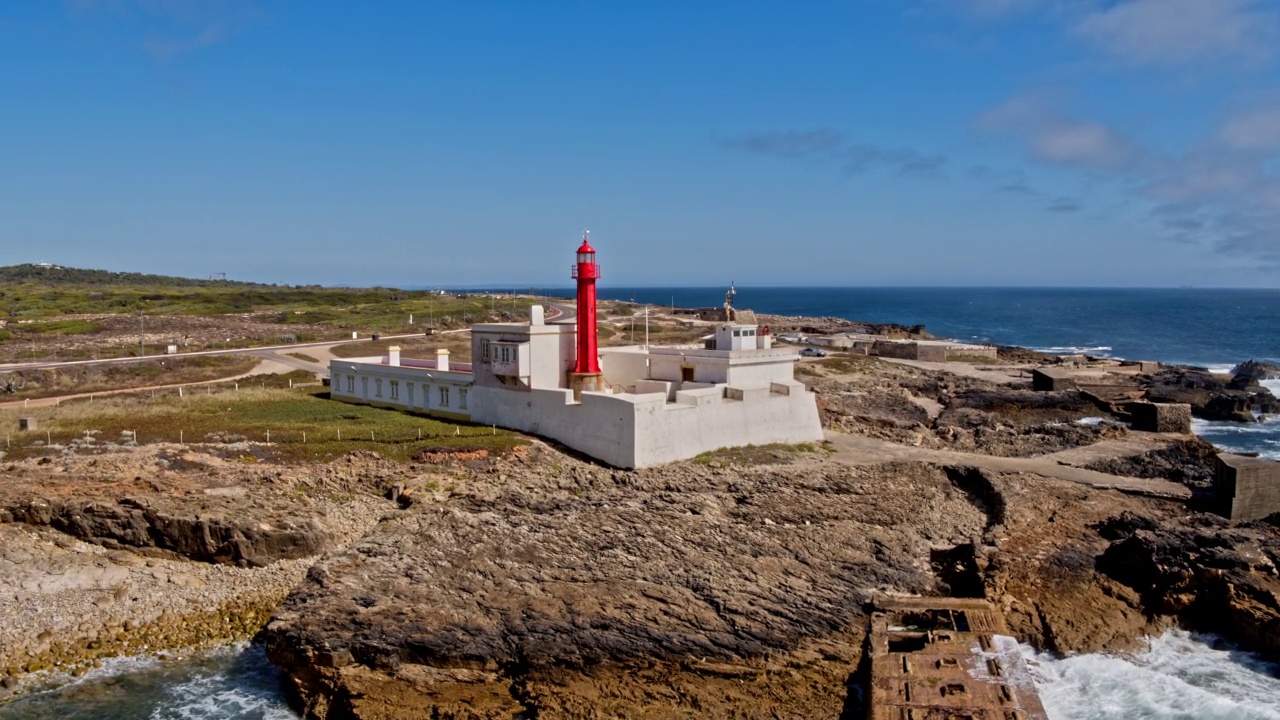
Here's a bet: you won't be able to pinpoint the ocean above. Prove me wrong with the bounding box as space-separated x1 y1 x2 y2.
3 287 1278 718
591 287 1280 460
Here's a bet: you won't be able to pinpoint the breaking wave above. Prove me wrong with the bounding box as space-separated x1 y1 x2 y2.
1192 416 1280 460
0 644 298 720
1027 630 1280 720
1029 345 1114 357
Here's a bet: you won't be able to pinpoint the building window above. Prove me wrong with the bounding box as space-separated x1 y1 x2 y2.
500 346 512 363
407 383 414 406
346 375 354 393
362 377 369 397
459 388 468 410
439 386 450 407
480 340 490 361
375 378 383 397
733 330 741 337
390 380 399 400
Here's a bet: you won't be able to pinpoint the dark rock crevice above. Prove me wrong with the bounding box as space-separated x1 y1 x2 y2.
2 496 327 566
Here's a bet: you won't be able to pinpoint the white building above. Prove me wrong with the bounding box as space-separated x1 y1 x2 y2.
329 238 823 468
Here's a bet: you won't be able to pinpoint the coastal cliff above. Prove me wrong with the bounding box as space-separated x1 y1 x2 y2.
3 349 1278 717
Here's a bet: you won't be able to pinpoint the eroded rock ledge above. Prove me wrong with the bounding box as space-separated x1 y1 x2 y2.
258 442 1269 720
264 458 990 718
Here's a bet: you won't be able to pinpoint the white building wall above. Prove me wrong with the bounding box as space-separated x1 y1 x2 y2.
329 359 473 419
472 322 575 390
470 381 821 469
630 386 822 467
600 347 650 389
469 387 641 467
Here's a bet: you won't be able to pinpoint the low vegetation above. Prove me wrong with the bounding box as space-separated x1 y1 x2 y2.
1 383 528 462
692 442 829 466
0 355 260 400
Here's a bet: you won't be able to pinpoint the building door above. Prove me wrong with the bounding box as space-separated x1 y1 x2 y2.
681 366 695 383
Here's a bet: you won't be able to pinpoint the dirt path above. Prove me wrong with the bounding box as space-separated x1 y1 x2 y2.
823 430 1192 500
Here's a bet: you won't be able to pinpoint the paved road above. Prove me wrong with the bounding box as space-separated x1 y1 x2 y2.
0 333 428 373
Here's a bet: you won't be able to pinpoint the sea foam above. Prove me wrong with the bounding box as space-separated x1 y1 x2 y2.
1026 630 1280 720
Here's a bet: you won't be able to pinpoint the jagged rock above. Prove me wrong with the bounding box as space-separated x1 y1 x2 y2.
1096 512 1280 663
1229 360 1280 391
1085 437 1221 488
263 461 992 718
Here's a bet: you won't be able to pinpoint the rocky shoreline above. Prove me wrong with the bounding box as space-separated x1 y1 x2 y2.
0 332 1278 717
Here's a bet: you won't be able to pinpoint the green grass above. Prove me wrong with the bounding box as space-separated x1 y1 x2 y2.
0 355 262 400
1 384 527 463
7 319 105 335
0 276 548 333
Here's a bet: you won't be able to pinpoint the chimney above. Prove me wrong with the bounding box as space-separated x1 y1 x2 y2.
530 304 545 325
436 348 450 372
388 346 401 367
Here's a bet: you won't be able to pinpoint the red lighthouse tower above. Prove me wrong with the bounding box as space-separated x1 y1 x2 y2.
569 232 604 398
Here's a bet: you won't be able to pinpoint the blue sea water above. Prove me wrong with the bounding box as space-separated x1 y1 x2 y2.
591 287 1280 459
590 287 1280 369
4 287 1278 718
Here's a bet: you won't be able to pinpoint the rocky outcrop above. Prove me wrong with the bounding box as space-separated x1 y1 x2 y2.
1229 360 1280 391
2 497 326 567
1096 511 1280 663
1084 437 1221 489
263 458 991 718
1146 366 1280 422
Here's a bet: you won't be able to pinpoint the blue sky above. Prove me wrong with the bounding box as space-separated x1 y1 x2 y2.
3 1 1280 288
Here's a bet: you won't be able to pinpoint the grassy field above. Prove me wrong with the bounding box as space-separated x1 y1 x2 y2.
0 383 528 462
0 355 262 400
328 334 474 361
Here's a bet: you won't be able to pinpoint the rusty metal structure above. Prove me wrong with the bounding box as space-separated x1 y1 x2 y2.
867 597 1049 720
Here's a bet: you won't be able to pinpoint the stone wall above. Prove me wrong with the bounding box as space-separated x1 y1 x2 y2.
1128 402 1192 434
1032 368 1077 392
1215 454 1280 522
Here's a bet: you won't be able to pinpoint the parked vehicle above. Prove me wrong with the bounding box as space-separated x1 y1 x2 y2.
800 347 827 357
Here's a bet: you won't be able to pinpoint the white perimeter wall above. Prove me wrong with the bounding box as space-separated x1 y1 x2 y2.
470 381 822 469
469 387 640 467
630 385 822 467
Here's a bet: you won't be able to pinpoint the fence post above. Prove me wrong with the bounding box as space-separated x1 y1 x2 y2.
266 430 270 443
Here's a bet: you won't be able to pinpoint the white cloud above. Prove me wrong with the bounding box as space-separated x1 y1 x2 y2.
978 94 1141 170
980 92 1280 262
1220 107 1280 152
1074 0 1279 66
